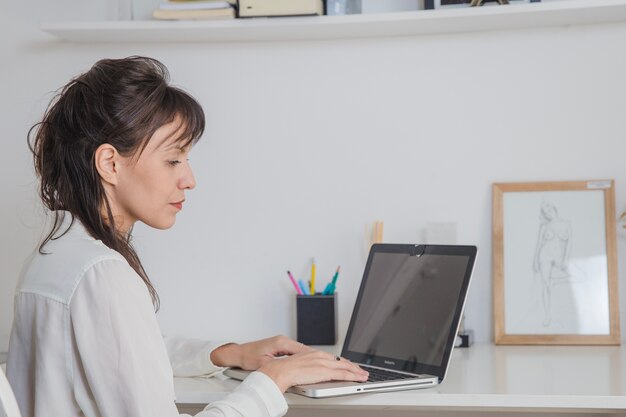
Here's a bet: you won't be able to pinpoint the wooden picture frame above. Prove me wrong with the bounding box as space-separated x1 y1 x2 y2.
493 180 620 345
425 0 539 9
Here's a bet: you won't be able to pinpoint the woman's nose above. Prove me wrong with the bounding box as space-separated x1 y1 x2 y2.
179 164 196 190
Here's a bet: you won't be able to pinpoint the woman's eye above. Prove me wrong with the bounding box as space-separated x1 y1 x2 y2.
167 160 181 166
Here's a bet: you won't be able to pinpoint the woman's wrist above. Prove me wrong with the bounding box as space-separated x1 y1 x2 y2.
258 365 289 393
210 343 241 368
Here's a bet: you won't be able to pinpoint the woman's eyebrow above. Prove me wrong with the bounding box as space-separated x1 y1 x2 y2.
162 144 192 157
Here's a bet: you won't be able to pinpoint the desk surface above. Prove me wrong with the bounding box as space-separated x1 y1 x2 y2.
174 343 626 413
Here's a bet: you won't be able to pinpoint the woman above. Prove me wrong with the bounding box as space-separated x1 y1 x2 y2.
6 56 367 417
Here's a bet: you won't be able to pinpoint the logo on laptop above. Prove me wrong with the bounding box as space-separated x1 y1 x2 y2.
384 360 396 365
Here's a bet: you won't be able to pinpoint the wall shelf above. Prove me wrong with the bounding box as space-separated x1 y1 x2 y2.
41 0 626 43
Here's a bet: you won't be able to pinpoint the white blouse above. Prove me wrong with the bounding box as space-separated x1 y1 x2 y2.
7 213 287 417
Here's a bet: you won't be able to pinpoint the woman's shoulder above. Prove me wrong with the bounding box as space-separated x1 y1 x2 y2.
17 221 128 306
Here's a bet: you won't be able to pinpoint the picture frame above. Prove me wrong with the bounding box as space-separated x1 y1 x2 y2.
425 0 540 10
493 180 620 345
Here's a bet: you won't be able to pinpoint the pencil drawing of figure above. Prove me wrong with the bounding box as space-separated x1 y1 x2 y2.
533 201 572 327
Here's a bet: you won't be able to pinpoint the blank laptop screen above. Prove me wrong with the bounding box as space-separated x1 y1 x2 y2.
345 251 469 368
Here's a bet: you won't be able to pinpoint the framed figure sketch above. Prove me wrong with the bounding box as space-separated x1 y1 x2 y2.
493 180 620 345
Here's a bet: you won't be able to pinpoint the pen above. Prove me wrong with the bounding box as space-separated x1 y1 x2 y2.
310 258 316 294
287 270 302 295
298 279 310 295
323 266 341 295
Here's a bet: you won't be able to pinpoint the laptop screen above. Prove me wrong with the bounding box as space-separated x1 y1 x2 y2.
342 244 476 381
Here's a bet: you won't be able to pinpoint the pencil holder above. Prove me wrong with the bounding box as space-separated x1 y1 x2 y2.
296 294 337 345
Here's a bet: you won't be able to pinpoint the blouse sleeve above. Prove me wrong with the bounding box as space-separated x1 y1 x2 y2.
197 372 288 417
163 335 229 377
70 259 287 417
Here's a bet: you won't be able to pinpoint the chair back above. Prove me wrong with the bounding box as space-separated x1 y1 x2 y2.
0 370 21 417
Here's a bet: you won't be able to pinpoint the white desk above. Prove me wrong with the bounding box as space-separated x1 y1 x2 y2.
174 344 626 416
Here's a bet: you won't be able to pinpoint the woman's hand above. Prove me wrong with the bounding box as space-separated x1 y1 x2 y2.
210 335 311 370
211 335 369 392
258 350 369 393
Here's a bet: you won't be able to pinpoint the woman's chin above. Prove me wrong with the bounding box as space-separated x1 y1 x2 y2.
144 216 177 230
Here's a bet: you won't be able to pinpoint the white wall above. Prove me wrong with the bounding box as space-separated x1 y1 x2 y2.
2 1 626 352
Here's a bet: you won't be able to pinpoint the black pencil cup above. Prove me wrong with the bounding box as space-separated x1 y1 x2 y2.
296 294 337 345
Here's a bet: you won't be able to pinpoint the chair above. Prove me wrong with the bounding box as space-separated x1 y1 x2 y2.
0 369 21 417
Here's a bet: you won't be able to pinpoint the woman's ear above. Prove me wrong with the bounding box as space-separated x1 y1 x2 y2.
95 144 120 185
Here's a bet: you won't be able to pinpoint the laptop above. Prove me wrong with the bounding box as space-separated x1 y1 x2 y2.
225 243 477 398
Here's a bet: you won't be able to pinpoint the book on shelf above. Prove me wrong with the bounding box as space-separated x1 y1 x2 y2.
159 1 234 10
238 0 322 17
167 0 236 3
152 7 235 19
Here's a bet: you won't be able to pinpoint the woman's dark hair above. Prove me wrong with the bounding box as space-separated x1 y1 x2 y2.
28 56 205 310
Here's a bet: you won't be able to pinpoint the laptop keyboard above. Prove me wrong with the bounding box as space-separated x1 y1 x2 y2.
360 365 417 383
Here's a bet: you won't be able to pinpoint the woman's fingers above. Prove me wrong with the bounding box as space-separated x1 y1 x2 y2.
317 355 368 378
317 359 369 381
290 359 369 388
231 335 312 370
252 335 312 357
270 335 312 355
259 349 369 391
233 335 369 389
